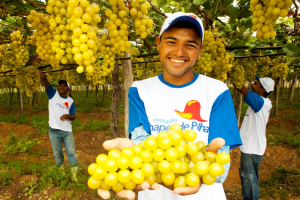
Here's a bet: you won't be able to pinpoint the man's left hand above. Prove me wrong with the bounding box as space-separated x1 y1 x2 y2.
60 114 69 121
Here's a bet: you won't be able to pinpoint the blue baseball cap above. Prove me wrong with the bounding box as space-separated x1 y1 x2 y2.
159 12 204 42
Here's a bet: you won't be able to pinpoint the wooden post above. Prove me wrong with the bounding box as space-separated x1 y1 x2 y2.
274 78 281 116
121 52 133 138
17 88 23 117
288 72 298 104
110 56 121 138
234 90 243 127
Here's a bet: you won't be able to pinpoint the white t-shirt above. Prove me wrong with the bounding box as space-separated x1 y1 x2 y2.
128 73 243 200
47 85 75 132
239 90 272 155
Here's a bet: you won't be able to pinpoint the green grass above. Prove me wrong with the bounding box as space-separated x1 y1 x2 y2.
260 167 300 199
0 132 41 155
0 159 90 197
267 124 300 150
0 114 17 123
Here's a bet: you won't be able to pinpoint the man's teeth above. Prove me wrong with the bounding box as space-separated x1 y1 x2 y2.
170 59 185 63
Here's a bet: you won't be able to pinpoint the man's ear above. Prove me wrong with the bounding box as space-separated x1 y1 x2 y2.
156 36 160 51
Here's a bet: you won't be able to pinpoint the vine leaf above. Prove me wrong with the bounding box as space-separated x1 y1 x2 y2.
282 44 300 57
193 0 205 5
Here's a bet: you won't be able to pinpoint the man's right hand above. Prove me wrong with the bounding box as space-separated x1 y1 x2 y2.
97 138 160 200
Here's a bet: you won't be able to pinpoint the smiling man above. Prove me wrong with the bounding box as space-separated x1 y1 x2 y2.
97 12 242 200
234 75 274 200
39 69 78 181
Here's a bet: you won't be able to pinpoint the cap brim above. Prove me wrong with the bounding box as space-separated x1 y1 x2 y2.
255 75 260 81
164 16 203 41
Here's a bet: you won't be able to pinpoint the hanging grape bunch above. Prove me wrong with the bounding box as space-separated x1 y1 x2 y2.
230 60 246 89
87 123 230 192
250 0 293 40
194 29 234 82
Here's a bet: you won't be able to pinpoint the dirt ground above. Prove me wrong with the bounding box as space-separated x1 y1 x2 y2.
0 108 299 200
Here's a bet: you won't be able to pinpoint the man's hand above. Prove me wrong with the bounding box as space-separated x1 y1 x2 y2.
97 138 159 200
60 114 69 121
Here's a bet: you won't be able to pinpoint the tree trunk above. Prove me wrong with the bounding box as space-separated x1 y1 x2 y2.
280 79 285 95
288 72 298 104
110 57 121 138
17 88 23 117
6 88 9 106
234 90 243 127
101 85 106 106
274 78 281 116
121 52 133 138
39 84 42 100
35 91 38 105
96 84 99 100
9 88 14 105
86 85 89 98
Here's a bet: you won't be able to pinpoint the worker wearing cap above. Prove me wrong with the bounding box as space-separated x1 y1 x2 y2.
234 75 274 200
39 70 78 181
98 12 242 200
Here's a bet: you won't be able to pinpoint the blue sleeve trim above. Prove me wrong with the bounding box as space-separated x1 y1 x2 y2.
209 89 243 150
244 90 264 113
130 126 149 144
128 87 150 135
69 103 75 115
46 85 56 99
215 145 230 183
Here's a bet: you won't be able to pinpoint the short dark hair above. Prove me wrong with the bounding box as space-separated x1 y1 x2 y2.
260 84 271 97
160 21 202 44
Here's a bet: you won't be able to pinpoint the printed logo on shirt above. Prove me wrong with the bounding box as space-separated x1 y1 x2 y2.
245 113 249 116
56 102 70 109
175 100 207 122
150 121 209 133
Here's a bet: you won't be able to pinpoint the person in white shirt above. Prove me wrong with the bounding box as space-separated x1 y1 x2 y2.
97 12 242 200
39 69 78 181
234 75 274 200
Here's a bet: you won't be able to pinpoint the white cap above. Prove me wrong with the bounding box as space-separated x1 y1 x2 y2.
159 12 204 42
255 75 274 93
59 80 70 89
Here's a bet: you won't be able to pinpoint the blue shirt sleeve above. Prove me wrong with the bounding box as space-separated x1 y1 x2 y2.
46 85 56 99
244 90 264 113
69 103 75 115
128 87 150 138
209 89 243 150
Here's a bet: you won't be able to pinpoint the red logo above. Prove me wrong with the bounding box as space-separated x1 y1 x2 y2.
175 100 207 122
62 102 69 107
189 14 197 19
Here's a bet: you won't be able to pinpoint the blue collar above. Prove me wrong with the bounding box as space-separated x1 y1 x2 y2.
158 73 199 88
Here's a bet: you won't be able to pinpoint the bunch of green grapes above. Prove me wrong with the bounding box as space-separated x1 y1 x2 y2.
23 66 40 97
147 55 162 78
27 10 61 70
240 58 258 80
250 0 293 40
87 123 230 191
134 57 146 80
10 31 30 67
99 0 153 76
129 1 153 39
257 57 272 76
195 29 234 82
230 61 246 89
272 60 289 80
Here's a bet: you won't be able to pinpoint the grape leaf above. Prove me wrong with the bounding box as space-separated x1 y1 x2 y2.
282 44 300 57
193 0 205 5
223 24 232 32
230 40 245 47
